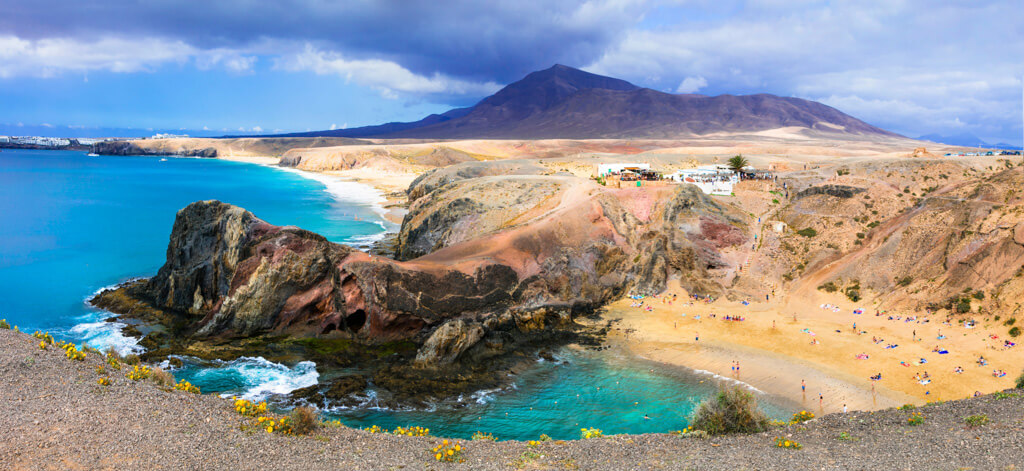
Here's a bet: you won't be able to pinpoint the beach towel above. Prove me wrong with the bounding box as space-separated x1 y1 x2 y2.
919 379 931 385
938 350 949 354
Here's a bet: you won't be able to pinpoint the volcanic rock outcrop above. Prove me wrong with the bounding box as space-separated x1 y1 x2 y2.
93 140 218 157
93 170 749 403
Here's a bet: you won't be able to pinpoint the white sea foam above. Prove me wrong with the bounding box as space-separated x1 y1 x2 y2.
689 367 765 394
204 357 320 401
272 165 396 246
68 319 144 356
276 166 389 217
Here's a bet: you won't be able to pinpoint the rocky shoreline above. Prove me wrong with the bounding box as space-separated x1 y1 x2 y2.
87 155 748 410
4 327 1023 470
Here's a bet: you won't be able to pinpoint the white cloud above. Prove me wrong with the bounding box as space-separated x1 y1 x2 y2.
275 44 502 98
586 0 1024 141
676 76 707 94
0 35 256 77
329 123 337 130
251 126 263 132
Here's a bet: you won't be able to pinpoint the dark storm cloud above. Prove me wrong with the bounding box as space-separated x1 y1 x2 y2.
0 0 645 82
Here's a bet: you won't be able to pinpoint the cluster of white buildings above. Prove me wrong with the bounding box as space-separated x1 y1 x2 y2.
2 136 72 147
597 163 741 195
664 166 741 196
150 133 189 139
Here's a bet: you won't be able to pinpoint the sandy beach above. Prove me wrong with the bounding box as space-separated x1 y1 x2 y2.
216 154 412 225
604 280 1024 415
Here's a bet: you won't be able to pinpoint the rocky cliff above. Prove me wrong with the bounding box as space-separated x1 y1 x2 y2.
93 170 749 406
93 140 218 157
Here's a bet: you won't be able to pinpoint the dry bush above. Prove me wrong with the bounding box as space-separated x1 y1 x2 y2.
149 367 174 388
290 406 320 435
690 386 770 435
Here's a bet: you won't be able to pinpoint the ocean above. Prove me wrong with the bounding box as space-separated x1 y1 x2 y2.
0 148 790 440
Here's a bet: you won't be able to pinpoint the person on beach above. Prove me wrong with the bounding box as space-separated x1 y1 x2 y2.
695 332 699 342
801 380 806 394
843 404 847 413
819 393 823 408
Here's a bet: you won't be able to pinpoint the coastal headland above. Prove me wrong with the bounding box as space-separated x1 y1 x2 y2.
86 130 1024 417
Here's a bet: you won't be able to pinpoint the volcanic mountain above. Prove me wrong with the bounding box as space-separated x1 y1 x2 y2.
269 64 899 140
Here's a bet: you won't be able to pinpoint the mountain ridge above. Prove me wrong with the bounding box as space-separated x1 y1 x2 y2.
246 64 900 140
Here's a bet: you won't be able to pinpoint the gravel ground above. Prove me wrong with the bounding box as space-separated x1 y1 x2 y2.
2 328 1023 470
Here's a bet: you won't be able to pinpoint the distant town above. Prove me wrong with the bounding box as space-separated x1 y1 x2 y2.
0 133 189 150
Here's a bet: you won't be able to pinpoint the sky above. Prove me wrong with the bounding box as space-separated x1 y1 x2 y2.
1 0 1022 144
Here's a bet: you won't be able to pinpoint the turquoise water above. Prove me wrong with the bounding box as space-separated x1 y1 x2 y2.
0 149 791 440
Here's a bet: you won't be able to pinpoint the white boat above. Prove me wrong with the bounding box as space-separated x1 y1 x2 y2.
159 158 168 162
87 153 99 157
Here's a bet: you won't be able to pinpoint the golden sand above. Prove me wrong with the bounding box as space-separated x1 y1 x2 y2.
604 280 1022 414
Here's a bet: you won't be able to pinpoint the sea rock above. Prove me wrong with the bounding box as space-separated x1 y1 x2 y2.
414 319 485 365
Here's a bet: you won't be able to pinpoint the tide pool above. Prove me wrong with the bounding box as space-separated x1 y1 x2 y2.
0 149 791 441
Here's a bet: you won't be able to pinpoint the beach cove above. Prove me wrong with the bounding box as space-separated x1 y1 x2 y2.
1 149 798 441
604 279 1024 416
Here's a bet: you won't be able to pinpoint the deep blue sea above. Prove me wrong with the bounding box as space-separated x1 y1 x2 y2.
0 149 790 440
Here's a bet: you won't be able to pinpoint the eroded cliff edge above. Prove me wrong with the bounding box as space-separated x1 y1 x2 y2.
92 175 749 406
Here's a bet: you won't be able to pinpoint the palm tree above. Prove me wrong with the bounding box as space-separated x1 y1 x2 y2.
727 154 749 173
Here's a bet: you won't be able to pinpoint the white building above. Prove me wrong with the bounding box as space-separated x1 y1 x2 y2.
597 163 651 176
666 167 739 195
11 136 71 146
151 133 189 139
0 136 9 143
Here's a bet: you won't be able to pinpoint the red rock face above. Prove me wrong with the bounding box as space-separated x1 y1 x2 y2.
699 216 747 248
134 183 750 348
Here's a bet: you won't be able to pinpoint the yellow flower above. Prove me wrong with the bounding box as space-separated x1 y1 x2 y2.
435 453 442 460
443 439 449 445
447 449 454 456
454 445 461 452
267 427 273 433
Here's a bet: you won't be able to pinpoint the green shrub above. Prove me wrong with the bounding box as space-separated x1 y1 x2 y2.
972 291 985 300
0 319 9 329
471 431 497 441
964 414 990 427
1011 327 1021 337
856 232 865 239
796 228 817 238
955 299 971 313
690 386 769 435
818 281 838 293
895 276 913 287
1005 317 1016 326
898 404 916 411
1016 371 1024 389
906 412 925 426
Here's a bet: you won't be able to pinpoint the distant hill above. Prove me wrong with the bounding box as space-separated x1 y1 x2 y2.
254 64 901 140
917 133 1022 150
